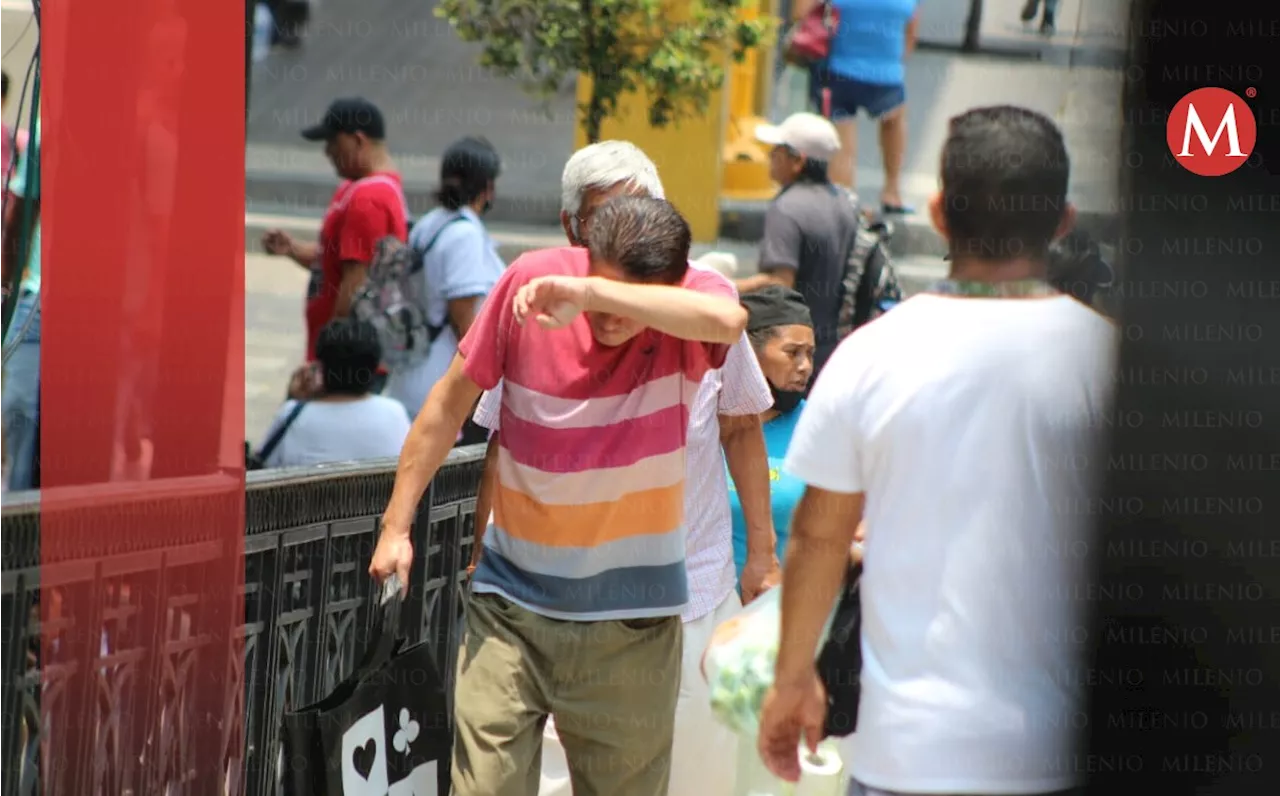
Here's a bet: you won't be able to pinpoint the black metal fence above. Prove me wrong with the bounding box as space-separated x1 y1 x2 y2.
0 446 485 796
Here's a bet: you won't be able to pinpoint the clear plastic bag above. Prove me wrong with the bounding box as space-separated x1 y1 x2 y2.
701 586 781 736
701 587 837 737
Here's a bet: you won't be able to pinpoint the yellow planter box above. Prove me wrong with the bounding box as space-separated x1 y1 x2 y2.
571 0 779 242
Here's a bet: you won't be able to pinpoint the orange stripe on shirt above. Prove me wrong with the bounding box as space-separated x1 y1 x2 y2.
494 480 685 548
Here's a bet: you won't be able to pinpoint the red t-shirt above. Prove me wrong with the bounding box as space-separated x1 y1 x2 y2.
305 172 409 359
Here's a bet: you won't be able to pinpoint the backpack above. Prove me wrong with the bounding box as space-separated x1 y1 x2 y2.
836 215 903 340
352 215 468 369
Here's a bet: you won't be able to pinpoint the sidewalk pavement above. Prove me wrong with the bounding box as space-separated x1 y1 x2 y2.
246 0 1130 255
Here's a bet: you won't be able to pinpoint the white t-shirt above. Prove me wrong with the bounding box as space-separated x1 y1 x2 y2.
384 207 506 418
785 294 1118 794
261 396 412 468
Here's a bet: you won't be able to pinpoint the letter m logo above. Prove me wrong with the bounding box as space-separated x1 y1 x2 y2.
1166 88 1257 177
1178 102 1245 158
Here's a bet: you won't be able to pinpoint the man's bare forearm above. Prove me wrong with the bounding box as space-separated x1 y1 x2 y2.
775 488 862 683
721 414 776 555
382 367 481 533
585 277 747 344
334 263 369 318
289 241 320 268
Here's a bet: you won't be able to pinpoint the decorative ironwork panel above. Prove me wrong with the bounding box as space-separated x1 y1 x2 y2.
1 444 486 796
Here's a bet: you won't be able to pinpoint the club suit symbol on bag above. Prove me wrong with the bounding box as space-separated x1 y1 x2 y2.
393 708 420 754
341 705 390 795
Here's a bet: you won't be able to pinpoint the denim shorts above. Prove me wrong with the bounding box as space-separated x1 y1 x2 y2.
810 67 906 121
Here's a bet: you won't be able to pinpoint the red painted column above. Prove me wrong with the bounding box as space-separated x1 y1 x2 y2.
40 0 244 790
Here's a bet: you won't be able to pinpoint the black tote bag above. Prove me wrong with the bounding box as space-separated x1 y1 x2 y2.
817 562 864 739
281 589 453 795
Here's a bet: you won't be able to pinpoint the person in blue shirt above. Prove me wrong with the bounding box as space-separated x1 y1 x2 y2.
796 0 920 215
727 285 816 584
384 136 505 445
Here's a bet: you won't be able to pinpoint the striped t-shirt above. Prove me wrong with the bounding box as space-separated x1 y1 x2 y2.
458 246 733 621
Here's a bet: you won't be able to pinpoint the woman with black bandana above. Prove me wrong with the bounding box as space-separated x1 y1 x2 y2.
726 285 816 588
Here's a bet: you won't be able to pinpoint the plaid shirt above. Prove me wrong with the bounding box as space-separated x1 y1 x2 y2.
471 270 773 622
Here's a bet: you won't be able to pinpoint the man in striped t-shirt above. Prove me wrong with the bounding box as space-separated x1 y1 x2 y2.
370 196 747 795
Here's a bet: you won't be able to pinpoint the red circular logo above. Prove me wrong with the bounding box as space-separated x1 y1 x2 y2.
1166 88 1257 177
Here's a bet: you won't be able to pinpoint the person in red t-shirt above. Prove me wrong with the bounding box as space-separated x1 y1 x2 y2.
260 97 408 397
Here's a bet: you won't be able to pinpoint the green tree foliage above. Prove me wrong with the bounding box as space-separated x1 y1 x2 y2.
437 0 772 143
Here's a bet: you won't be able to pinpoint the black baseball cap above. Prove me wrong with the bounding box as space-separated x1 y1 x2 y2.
301 97 386 141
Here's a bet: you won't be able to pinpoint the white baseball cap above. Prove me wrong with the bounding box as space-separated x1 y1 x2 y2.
755 113 841 161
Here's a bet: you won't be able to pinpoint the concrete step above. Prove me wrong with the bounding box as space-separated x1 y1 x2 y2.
246 165 1119 261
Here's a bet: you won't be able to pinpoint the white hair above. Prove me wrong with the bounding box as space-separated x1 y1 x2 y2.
560 140 666 216
693 252 739 279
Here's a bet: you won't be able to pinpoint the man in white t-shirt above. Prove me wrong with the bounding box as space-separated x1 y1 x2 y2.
470 141 780 796
758 105 1117 796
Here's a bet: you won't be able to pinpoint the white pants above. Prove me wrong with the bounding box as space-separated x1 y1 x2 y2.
538 591 745 795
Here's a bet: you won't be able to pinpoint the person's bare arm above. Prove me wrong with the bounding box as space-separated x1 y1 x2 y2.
736 268 797 294
585 278 748 344
774 487 866 684
288 240 320 268
469 432 500 574
906 12 920 56
380 355 483 535
792 0 819 22
261 229 319 268
447 296 480 340
333 261 370 318
720 412 780 601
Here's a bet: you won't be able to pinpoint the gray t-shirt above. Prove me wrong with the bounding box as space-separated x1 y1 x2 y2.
758 182 859 368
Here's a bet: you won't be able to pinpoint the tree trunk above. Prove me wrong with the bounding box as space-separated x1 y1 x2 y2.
962 0 984 52
584 83 606 144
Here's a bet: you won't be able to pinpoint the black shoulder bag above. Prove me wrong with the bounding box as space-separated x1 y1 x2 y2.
817 561 863 738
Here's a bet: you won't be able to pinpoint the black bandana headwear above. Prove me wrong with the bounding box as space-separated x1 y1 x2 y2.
741 285 813 415
741 285 812 333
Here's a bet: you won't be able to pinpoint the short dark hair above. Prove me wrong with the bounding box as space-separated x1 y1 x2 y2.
436 136 501 211
940 105 1070 261
315 318 383 396
797 156 829 184
587 195 691 284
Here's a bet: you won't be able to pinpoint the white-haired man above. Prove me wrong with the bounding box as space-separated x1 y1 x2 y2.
468 140 781 796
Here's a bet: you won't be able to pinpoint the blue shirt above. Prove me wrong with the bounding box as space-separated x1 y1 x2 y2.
384 207 506 417
828 0 918 86
728 401 809 580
